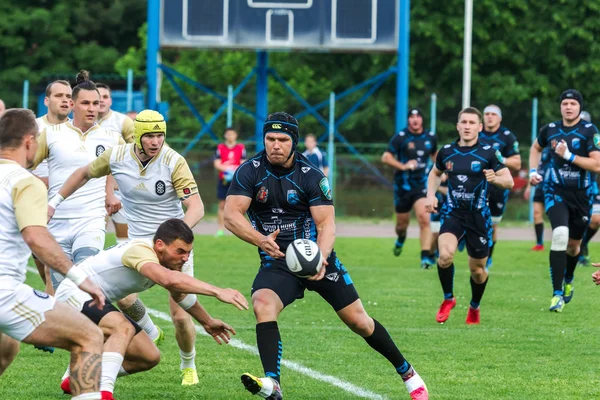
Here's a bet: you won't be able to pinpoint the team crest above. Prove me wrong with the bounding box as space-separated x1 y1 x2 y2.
155 180 166 195
319 177 332 200
424 141 432 150
471 161 481 172
257 186 268 203
445 161 454 171
551 139 558 149
95 145 106 157
492 143 500 150
407 142 415 149
572 138 581 150
594 134 600 149
33 289 49 299
287 189 300 205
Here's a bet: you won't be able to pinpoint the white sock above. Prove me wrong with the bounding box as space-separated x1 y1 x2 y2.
100 352 124 394
257 377 274 398
404 371 425 393
137 311 159 341
72 393 101 399
118 366 129 377
179 348 196 370
61 366 70 381
115 237 129 244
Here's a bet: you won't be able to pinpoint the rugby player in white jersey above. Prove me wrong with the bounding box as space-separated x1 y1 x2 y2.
31 70 124 293
52 110 206 386
0 108 105 399
96 83 135 245
55 219 248 399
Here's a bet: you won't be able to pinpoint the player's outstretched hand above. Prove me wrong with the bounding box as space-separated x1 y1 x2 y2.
306 258 328 281
483 169 496 184
202 318 236 345
424 194 438 214
259 229 285 258
77 278 105 310
591 264 600 285
216 288 249 310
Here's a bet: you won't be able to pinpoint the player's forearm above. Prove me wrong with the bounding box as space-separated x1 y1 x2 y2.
24 229 73 275
572 156 600 174
529 146 542 172
316 221 335 259
183 197 205 229
437 186 448 196
381 153 407 171
492 173 514 189
184 301 212 325
166 273 220 297
58 166 91 199
426 170 442 197
224 211 264 247
504 155 521 172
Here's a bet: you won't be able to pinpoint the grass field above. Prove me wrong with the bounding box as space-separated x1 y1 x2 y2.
2 236 600 399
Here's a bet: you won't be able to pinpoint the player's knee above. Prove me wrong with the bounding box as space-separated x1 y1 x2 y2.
438 251 454 268
344 314 373 336
551 226 569 251
142 342 161 371
170 307 192 329
591 215 600 229
566 240 580 256
73 322 104 352
251 293 280 321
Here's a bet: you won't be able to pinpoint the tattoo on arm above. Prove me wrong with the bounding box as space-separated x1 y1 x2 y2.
69 351 102 395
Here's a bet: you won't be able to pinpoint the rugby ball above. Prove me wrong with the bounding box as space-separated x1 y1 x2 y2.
285 239 323 277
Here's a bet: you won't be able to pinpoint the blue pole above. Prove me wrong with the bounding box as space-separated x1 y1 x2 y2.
430 93 437 134
328 92 336 199
22 80 29 109
146 0 160 110
127 69 134 111
255 51 268 152
529 97 538 225
227 84 233 127
396 0 410 133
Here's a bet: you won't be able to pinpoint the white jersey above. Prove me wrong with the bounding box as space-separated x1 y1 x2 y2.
31 115 61 179
33 122 124 219
76 240 157 301
0 160 47 287
98 110 135 144
88 144 198 239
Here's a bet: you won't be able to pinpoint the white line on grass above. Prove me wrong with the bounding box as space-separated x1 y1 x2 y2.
26 267 387 400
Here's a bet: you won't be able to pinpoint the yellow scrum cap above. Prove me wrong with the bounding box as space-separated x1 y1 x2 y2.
134 110 166 150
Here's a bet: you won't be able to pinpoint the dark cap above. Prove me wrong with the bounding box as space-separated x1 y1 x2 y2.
408 108 423 118
560 89 583 107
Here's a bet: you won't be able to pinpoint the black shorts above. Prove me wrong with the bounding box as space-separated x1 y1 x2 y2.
544 185 592 240
533 185 544 204
440 209 492 259
217 181 231 200
487 187 509 219
82 300 143 335
394 185 427 214
251 250 359 312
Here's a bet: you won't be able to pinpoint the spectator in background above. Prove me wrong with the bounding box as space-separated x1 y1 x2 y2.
214 128 246 237
0 99 5 117
126 110 137 120
302 133 329 176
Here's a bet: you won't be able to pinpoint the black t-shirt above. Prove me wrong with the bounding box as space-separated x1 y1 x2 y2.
386 128 437 189
537 119 600 189
435 140 506 212
227 151 334 266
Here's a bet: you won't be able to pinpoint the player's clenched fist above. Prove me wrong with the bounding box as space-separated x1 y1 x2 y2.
483 169 496 184
424 194 438 214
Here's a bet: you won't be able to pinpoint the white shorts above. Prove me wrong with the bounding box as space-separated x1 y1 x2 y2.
0 282 56 341
110 191 128 225
55 279 91 312
48 217 106 288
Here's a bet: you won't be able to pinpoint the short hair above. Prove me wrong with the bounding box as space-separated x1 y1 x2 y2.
72 70 99 101
153 219 194 245
458 107 482 123
224 127 237 135
45 80 71 97
0 109 38 149
96 83 111 95
305 133 316 141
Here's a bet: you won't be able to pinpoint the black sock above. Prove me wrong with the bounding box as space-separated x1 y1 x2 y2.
535 223 544 245
420 250 431 260
582 226 598 250
564 252 579 283
256 322 282 383
549 250 566 295
395 232 407 248
489 241 496 259
470 276 489 309
437 263 454 299
364 319 411 377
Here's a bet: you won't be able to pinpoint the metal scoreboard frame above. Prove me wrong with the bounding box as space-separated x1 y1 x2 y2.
161 0 398 52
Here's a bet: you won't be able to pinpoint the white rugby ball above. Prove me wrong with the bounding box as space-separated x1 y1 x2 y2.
285 239 323 277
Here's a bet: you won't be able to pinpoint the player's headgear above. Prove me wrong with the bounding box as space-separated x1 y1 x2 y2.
483 105 502 118
408 108 423 118
560 89 583 108
580 110 592 123
134 109 166 154
263 112 299 160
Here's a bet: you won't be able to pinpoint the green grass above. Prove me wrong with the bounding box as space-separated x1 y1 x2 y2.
2 237 600 399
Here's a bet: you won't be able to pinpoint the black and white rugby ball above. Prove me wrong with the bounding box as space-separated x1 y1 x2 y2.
285 239 323 277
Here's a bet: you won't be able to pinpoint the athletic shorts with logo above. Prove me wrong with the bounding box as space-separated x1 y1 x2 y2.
440 209 492 259
394 185 427 214
544 184 592 240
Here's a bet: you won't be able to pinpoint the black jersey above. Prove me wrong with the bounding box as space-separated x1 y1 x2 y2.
480 126 519 198
537 119 600 189
538 147 552 179
227 151 333 266
435 140 506 212
386 128 437 190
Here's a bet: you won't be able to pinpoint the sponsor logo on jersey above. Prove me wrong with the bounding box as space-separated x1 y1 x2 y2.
417 150 424 157
483 145 491 150
155 180 166 195
458 175 468 183
445 161 454 171
326 272 340 282
252 159 261 168
133 182 148 192
301 166 311 173
257 186 268 203
479 237 487 244
319 177 332 200
95 145 106 157
492 143 500 150
183 188 191 195
572 138 580 150
272 208 285 214
513 141 519 153
287 189 299 205
495 150 505 164
471 161 481 172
